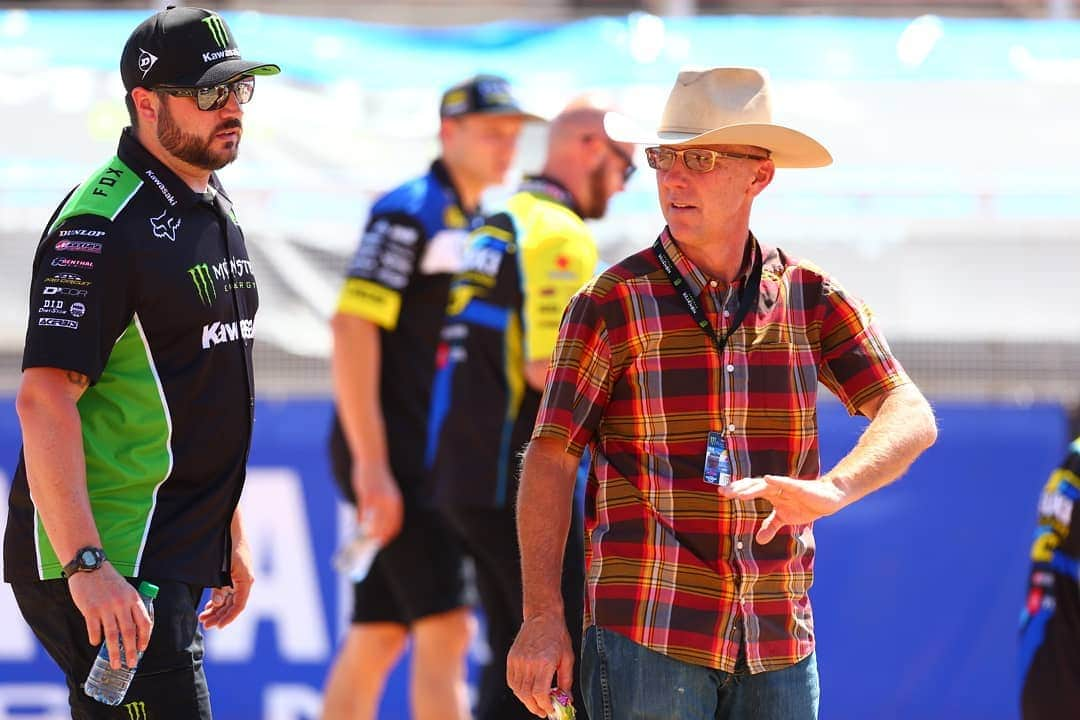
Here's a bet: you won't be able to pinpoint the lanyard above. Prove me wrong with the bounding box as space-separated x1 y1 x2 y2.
652 236 762 357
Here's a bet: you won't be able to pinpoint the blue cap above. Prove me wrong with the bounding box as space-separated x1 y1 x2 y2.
439 74 544 122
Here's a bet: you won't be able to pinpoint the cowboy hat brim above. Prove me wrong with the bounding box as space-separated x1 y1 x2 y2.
604 111 832 168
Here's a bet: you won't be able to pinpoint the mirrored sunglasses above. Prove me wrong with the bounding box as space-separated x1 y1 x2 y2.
157 77 255 112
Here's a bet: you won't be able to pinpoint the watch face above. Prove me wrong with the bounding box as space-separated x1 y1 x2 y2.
80 549 98 566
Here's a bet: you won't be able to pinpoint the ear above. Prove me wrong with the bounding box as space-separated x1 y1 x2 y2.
747 159 775 198
438 116 459 146
131 87 159 126
582 134 606 170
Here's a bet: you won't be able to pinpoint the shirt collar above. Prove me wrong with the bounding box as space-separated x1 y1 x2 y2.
519 175 581 217
117 127 206 211
658 227 763 298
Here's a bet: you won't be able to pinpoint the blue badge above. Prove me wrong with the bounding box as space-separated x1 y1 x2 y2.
703 430 732 487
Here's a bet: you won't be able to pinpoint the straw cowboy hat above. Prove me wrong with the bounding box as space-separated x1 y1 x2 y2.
604 67 832 168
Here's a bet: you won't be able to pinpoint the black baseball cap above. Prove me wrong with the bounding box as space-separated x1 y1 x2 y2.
121 5 280 92
439 74 545 122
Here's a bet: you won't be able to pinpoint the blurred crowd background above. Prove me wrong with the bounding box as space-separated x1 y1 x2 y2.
1 1 1078 718
2 0 1079 415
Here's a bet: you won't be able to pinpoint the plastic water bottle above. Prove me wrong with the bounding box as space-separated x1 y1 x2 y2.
83 581 158 705
332 513 381 582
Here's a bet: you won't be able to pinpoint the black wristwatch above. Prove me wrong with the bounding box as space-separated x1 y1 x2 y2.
61 546 107 579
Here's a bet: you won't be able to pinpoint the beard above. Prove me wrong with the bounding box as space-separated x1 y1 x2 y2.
581 162 610 220
157 101 241 171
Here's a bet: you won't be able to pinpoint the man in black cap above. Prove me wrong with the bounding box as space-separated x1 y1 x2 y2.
3 6 277 718
322 75 541 720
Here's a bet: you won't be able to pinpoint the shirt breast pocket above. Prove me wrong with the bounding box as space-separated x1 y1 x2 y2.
745 336 819 468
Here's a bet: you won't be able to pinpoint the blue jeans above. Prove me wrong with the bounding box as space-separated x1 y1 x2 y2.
580 626 819 720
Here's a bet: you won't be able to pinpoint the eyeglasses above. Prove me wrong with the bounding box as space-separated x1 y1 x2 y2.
157 77 255 112
644 146 770 173
607 141 637 182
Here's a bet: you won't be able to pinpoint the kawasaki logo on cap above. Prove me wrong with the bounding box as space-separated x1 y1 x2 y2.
202 14 229 48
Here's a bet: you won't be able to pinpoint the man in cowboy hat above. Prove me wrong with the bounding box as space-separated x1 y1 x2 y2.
506 67 937 719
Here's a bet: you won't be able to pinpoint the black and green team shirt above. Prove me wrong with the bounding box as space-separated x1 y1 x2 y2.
3 128 257 587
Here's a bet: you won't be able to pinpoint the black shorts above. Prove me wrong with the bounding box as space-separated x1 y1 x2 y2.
11 578 211 720
352 498 470 625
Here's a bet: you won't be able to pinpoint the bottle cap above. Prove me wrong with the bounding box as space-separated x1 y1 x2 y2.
138 581 160 599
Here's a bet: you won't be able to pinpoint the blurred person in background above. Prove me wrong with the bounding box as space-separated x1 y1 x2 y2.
506 67 937 719
425 97 634 720
1020 436 1080 719
323 74 541 720
2 7 278 718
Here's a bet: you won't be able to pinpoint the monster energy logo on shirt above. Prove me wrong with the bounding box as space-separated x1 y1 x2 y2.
202 15 229 48
122 700 148 720
188 263 217 306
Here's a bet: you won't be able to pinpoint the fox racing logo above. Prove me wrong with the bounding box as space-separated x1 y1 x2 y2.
150 210 182 242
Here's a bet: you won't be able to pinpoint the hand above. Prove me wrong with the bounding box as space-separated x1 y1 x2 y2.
199 535 255 629
507 612 575 718
352 463 403 545
719 475 847 545
67 564 152 670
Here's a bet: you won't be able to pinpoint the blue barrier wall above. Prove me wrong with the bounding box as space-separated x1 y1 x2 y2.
0 397 1068 719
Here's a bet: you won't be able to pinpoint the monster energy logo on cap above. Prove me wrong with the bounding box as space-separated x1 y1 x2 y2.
122 700 148 720
188 263 217 306
202 14 229 48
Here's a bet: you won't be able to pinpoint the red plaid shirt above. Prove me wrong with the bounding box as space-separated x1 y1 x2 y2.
533 229 910 673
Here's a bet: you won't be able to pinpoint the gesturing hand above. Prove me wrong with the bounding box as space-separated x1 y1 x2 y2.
719 475 847 544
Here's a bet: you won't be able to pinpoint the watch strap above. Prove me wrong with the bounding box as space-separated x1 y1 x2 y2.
61 546 107 579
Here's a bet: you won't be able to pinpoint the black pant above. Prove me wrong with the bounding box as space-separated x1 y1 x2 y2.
11 578 211 720
442 503 588 720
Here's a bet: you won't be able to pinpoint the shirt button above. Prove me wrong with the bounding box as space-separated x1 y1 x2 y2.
710 280 718 288
726 363 735 373
736 541 744 550
728 423 736 432
723 310 731 318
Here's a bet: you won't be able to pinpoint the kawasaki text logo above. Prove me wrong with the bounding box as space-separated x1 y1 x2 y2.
123 700 148 720
188 263 217 306
202 319 255 349
202 15 229 48
202 48 241 63
145 170 177 207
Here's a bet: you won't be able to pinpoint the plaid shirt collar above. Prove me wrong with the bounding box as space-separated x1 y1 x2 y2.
659 227 770 301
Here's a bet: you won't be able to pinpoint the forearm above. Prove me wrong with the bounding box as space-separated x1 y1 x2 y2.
824 384 937 505
524 359 549 393
17 373 98 562
231 506 245 544
330 313 389 468
518 438 580 620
